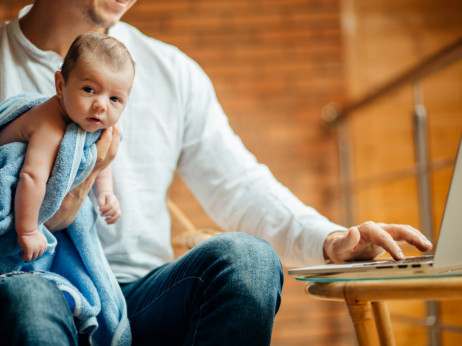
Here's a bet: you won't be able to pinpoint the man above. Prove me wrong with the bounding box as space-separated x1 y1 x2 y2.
0 1 432 345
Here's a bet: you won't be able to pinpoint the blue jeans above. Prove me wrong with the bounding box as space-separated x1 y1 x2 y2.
0 272 78 345
0 232 283 345
122 232 283 345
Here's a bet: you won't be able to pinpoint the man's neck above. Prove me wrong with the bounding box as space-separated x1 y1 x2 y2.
19 2 106 58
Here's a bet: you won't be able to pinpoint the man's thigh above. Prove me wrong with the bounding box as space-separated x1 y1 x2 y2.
120 232 283 345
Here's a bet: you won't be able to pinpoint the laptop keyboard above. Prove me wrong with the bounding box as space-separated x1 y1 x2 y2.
360 255 434 266
397 255 434 263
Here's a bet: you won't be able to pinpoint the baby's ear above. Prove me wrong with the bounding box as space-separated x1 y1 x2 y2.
54 71 65 98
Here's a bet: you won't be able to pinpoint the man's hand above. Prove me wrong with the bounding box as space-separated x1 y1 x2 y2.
92 126 120 176
44 126 121 231
323 221 433 263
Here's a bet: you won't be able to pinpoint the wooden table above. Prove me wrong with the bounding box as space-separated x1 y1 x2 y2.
304 276 462 346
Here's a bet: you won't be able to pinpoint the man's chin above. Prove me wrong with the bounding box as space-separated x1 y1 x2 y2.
86 10 122 30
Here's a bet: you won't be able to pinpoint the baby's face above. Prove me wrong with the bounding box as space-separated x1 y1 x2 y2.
56 55 134 132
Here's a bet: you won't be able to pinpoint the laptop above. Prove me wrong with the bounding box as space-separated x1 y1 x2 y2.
288 137 462 281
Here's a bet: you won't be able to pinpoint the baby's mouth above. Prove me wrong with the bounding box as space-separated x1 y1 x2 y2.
88 117 102 124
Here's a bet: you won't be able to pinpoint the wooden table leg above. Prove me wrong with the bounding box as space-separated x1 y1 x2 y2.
372 301 395 346
305 278 462 346
345 299 377 346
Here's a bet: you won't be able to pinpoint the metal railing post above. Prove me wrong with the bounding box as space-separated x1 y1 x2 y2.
413 82 440 346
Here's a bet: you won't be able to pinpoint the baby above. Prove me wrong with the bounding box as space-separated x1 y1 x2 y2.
0 32 135 261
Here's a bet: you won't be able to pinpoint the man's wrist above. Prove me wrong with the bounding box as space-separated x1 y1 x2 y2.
73 173 97 199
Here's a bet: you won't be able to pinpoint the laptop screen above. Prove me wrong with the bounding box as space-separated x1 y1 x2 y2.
433 137 462 268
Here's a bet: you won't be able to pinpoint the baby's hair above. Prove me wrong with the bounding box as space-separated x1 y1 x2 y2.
61 32 135 81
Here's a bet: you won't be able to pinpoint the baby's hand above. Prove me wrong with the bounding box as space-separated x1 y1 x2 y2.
98 192 121 224
18 230 48 261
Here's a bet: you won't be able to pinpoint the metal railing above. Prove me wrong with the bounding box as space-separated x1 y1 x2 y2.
322 37 462 346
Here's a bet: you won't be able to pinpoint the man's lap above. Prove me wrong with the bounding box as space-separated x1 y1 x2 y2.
0 232 283 345
120 232 284 345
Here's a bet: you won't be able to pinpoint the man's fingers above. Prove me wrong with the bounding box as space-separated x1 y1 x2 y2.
106 125 120 161
324 221 433 263
94 125 120 171
380 223 433 252
359 222 405 260
95 127 113 163
339 227 360 252
327 228 361 263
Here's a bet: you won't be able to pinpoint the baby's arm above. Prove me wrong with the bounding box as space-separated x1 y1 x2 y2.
15 122 63 261
94 165 121 224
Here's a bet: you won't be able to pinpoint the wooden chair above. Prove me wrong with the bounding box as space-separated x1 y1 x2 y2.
167 198 221 250
305 277 462 346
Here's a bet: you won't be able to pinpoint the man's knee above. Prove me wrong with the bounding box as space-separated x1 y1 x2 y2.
194 233 283 340
0 273 66 313
0 273 77 345
203 232 282 269
199 232 284 298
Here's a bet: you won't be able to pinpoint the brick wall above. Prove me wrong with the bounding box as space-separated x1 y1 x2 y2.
121 2 351 345
3 1 352 344
122 0 345 228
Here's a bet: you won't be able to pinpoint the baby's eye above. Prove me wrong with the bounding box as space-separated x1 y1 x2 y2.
110 96 119 103
83 87 94 94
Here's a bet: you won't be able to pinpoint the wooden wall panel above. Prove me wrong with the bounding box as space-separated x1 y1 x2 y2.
425 61 462 160
348 90 416 182
355 177 420 227
342 0 462 344
341 0 462 99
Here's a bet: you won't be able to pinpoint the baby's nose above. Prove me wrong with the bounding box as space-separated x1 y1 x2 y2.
92 97 107 113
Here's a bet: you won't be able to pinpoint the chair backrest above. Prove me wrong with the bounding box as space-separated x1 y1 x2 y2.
167 199 221 250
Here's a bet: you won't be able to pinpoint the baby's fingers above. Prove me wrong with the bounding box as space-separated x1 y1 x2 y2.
100 204 117 216
104 209 121 224
21 251 33 262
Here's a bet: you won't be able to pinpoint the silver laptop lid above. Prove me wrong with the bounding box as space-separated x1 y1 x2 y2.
433 136 462 269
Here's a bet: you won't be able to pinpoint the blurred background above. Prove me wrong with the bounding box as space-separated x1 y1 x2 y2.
2 1 462 345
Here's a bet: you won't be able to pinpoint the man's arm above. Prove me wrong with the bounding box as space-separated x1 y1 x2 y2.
175 54 433 266
45 126 120 231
